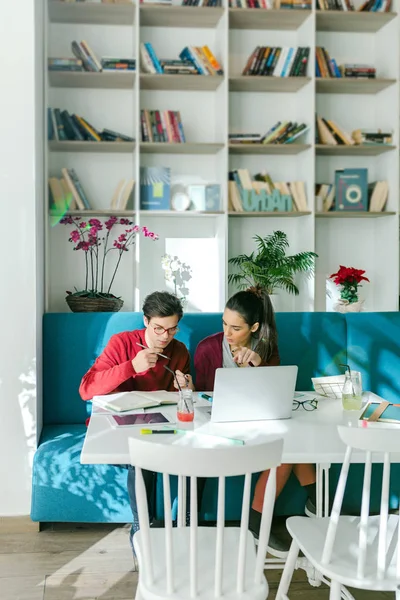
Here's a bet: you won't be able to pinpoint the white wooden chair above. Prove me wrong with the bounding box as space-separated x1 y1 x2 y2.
276 425 400 600
128 434 283 600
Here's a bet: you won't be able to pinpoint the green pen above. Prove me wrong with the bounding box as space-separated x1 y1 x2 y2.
140 429 177 435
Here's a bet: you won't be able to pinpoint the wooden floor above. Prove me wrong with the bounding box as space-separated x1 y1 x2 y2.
0 524 395 599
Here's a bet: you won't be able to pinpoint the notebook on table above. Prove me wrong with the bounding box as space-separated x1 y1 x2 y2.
92 390 179 413
360 401 400 425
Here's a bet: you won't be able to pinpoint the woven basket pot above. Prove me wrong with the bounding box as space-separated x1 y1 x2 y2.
66 294 123 313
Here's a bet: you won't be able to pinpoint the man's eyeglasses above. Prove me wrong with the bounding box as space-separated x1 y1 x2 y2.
292 398 318 412
151 324 179 336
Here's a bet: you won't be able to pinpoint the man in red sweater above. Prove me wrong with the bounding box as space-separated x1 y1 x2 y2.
79 291 195 555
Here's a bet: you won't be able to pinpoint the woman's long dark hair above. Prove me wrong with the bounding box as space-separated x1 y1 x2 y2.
225 286 277 362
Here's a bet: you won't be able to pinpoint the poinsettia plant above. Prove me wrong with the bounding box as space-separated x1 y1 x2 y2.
329 266 369 305
60 216 158 299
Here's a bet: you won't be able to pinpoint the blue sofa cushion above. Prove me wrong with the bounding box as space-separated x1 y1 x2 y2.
346 313 400 402
31 425 131 523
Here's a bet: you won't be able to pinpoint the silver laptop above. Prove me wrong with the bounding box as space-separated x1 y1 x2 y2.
210 366 298 423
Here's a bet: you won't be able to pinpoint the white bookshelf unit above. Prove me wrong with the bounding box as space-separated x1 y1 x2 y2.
45 0 399 314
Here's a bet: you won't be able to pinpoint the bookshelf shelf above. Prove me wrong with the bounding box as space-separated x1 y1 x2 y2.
316 78 396 95
48 1 135 25
48 71 135 89
229 143 311 155
140 211 224 217
229 76 311 93
140 142 224 154
229 8 312 31
49 141 135 153
52 210 136 217
228 211 312 217
140 5 224 28
316 144 396 156
316 10 397 33
140 73 224 91
315 212 396 219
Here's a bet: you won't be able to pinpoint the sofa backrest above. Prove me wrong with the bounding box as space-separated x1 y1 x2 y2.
346 313 400 403
43 312 347 425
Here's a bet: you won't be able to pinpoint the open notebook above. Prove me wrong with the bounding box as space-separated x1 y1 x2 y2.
92 390 179 413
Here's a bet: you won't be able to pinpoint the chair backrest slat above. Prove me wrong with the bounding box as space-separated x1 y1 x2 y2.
255 467 277 585
163 473 174 594
177 475 187 528
321 445 352 566
377 452 391 579
128 436 284 599
190 476 198 598
214 476 225 598
135 467 154 586
357 450 372 579
236 472 252 594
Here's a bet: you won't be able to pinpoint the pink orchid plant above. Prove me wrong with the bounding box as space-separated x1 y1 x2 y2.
60 216 158 299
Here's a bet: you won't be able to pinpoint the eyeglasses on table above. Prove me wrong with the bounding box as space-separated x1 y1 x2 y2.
292 398 319 411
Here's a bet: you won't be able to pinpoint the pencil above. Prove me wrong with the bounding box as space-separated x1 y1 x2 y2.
136 342 170 360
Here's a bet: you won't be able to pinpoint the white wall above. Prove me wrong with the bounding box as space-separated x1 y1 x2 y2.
0 0 43 516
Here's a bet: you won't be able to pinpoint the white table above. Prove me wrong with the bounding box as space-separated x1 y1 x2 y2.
81 391 400 599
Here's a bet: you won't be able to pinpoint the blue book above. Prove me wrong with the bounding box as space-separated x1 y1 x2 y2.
334 168 368 211
140 167 171 210
144 43 163 74
360 401 400 424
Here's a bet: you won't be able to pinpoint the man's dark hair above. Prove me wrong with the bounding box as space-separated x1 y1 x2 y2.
142 291 183 321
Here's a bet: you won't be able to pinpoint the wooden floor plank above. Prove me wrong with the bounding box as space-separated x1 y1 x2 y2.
0 575 45 600
0 527 395 599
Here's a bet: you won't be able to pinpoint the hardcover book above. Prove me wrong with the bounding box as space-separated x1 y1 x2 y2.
334 168 368 211
140 167 171 210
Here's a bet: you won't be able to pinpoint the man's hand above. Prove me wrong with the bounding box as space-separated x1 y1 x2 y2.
174 370 195 391
231 346 262 367
132 348 164 374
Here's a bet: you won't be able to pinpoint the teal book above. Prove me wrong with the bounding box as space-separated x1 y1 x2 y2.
140 167 170 210
334 168 368 211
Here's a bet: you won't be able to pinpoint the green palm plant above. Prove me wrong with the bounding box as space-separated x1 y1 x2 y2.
228 230 318 296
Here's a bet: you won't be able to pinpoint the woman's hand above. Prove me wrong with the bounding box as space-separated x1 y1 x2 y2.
231 346 262 367
174 370 195 391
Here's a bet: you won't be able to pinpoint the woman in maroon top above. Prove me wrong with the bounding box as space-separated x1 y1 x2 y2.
194 286 316 557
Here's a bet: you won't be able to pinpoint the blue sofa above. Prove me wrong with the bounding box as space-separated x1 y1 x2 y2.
31 312 400 523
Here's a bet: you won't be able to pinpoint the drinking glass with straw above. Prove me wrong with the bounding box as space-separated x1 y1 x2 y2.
340 363 363 411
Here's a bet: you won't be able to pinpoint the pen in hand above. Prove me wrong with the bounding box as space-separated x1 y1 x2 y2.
136 342 170 360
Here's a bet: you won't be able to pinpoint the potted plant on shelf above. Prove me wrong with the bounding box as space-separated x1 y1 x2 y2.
329 265 369 313
228 230 317 301
60 216 158 312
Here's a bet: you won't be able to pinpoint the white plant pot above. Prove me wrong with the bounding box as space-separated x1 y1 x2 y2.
333 299 364 313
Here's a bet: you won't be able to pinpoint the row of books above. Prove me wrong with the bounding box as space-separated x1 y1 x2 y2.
243 47 309 77
140 43 223 76
48 108 134 143
229 169 308 212
316 115 392 146
316 178 388 213
229 122 308 145
229 0 311 7
141 110 186 143
48 57 136 72
316 49 376 79
317 0 391 10
141 0 222 4
49 173 135 213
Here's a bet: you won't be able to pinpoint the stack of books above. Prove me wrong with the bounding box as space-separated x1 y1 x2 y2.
140 43 223 75
341 64 376 79
141 110 186 143
229 121 309 144
48 58 83 72
101 58 136 72
48 108 135 143
316 180 388 213
228 169 308 212
243 47 310 77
